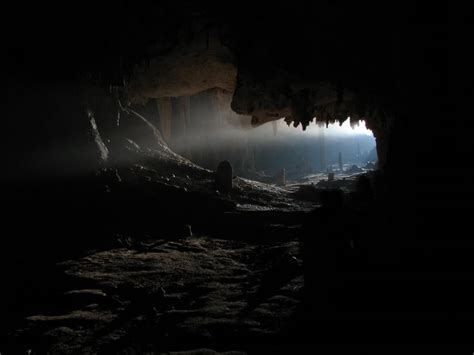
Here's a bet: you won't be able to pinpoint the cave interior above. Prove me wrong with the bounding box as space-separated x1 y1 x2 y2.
2 2 470 354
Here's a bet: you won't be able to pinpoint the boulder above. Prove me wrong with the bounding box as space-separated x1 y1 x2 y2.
216 161 233 192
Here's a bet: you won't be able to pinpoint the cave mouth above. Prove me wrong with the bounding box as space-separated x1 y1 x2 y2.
166 111 378 185
136 88 377 185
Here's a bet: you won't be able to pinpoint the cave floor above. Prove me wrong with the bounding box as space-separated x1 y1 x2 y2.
1 144 378 354
6 234 304 354
3 147 315 353
4 166 474 353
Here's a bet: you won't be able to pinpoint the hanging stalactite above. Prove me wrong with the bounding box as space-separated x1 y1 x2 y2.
156 97 173 144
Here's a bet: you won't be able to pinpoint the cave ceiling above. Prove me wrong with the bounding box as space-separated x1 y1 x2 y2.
6 1 400 141
115 2 399 138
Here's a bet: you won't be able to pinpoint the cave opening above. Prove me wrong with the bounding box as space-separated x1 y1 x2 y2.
155 102 378 189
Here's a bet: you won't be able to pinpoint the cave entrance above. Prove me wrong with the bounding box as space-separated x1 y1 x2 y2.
236 118 378 186
153 89 377 187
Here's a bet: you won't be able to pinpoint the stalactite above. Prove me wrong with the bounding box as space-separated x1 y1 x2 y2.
174 96 191 158
173 96 189 138
156 97 172 143
272 120 278 136
350 115 360 129
209 88 224 126
182 96 191 130
211 89 222 164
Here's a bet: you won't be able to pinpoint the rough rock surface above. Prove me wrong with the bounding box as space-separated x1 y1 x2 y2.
128 44 237 104
10 237 303 354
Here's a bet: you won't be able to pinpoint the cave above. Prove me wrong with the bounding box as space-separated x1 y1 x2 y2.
2 2 469 354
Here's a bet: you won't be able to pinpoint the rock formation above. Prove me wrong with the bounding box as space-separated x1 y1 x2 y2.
216 160 233 193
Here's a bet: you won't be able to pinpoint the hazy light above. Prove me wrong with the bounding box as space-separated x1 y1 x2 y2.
269 118 373 137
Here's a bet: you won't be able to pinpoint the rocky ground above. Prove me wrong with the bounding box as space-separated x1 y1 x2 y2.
5 232 304 354
6 160 472 353
1 141 314 354
3 136 376 354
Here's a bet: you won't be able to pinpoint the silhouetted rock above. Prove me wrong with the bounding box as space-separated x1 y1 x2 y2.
216 161 233 192
355 174 374 204
346 165 363 174
275 168 286 186
320 189 344 209
292 185 321 203
183 224 193 237
364 161 376 170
